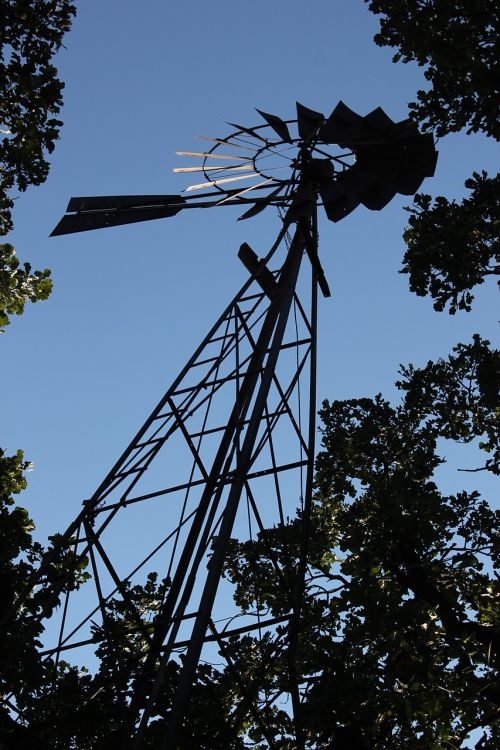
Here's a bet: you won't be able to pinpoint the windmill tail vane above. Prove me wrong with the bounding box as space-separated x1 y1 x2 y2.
4 101 437 749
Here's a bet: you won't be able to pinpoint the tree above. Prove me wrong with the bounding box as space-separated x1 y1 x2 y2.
0 4 75 745
2 553 244 749
2 572 238 749
366 0 499 139
0 0 76 236
0 1 75 326
366 0 500 313
0 448 91 749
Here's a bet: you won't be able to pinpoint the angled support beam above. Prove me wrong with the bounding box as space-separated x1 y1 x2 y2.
160 218 308 749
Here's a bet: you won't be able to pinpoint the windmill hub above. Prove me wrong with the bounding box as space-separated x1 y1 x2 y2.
301 156 335 187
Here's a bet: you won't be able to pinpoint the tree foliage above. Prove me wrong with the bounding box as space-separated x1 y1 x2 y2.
2 559 244 748
0 448 90 748
366 0 499 139
401 172 500 314
222 337 500 748
0 0 76 235
0 243 52 331
367 0 500 313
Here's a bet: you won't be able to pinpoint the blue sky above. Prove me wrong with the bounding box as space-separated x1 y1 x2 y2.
2 1 497 562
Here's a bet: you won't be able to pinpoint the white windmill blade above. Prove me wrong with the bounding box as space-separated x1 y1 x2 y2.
185 173 260 192
174 165 255 174
175 151 252 161
193 134 258 151
215 179 275 205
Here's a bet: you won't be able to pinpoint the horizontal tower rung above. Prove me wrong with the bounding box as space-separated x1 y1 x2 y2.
191 355 222 368
152 411 174 421
38 612 290 659
135 437 164 449
94 459 310 513
167 613 291 650
189 410 284 439
171 338 310 397
239 290 271 302
38 609 201 657
172 368 263 396
114 466 143 479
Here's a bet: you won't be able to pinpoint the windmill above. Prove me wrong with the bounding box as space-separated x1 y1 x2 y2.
3 102 437 748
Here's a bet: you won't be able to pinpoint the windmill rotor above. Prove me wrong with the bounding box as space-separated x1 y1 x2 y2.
50 100 437 236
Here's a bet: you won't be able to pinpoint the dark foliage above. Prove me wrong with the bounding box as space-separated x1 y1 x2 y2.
366 0 499 139
0 0 76 235
222 338 500 748
401 172 500 314
0 448 89 748
367 1 499 314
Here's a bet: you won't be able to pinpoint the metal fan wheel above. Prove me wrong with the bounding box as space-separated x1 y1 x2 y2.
176 120 355 203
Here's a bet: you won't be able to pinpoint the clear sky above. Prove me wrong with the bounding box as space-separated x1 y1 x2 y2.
2 1 497 558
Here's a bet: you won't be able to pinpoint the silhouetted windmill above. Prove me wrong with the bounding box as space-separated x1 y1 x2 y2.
3 102 437 748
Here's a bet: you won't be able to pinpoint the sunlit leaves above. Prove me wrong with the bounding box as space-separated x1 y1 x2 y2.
0 242 52 331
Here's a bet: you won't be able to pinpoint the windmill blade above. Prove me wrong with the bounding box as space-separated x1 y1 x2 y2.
185 173 259 192
320 101 381 146
175 151 251 161
335 165 376 197
51 195 186 236
216 178 275 205
66 195 185 212
322 194 360 223
391 169 432 196
391 119 420 139
413 136 439 176
364 106 394 132
355 132 437 193
237 185 284 221
226 122 268 143
387 129 438 177
359 184 396 210
296 102 325 140
319 101 365 145
319 181 360 223
193 134 258 151
255 110 292 143
173 165 254 174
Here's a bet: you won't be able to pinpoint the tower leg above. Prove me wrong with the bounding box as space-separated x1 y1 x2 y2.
160 220 307 748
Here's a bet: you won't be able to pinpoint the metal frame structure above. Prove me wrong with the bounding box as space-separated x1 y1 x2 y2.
2 101 437 748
